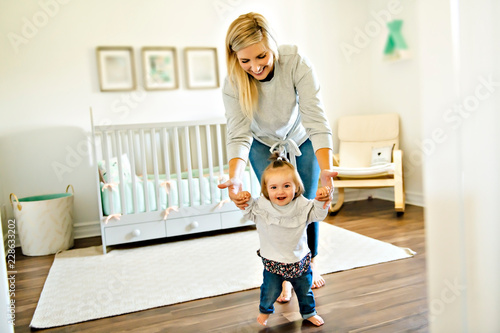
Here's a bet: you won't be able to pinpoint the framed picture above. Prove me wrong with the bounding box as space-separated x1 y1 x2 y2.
184 47 219 89
142 47 179 90
96 46 136 92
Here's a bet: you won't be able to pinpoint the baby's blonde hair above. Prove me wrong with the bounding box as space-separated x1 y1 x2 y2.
260 152 304 200
225 12 278 119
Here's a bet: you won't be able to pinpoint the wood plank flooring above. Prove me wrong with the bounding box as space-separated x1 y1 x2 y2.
11 199 427 332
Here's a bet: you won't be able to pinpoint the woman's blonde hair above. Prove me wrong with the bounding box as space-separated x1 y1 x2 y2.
260 152 304 200
225 12 278 119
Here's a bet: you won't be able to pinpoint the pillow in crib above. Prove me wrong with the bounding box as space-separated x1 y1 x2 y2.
98 154 134 183
371 144 395 166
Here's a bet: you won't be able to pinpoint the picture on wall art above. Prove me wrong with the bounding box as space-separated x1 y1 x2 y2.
142 47 179 90
184 47 219 89
96 46 136 92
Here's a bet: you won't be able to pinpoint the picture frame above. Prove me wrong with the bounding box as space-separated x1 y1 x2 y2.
184 47 219 89
141 47 179 90
96 46 136 92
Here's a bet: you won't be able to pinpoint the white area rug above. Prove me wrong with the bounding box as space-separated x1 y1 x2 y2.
30 222 415 328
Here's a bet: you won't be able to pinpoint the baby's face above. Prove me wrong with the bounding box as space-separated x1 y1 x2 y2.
265 171 296 206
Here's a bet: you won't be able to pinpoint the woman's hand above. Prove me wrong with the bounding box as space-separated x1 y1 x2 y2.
320 169 338 188
217 177 249 209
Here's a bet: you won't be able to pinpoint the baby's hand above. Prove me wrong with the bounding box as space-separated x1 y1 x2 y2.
315 186 332 209
236 191 251 203
316 186 331 199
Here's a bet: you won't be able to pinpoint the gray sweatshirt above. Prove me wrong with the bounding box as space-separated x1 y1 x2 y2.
222 45 333 163
243 195 328 264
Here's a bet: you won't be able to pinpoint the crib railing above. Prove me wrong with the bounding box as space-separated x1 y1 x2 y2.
91 116 257 219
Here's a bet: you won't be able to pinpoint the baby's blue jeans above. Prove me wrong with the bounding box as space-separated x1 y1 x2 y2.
259 266 317 319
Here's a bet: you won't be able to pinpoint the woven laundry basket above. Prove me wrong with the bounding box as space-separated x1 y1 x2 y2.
10 185 74 256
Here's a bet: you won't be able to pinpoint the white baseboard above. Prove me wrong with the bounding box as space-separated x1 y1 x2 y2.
73 220 101 239
334 188 377 203
374 188 424 207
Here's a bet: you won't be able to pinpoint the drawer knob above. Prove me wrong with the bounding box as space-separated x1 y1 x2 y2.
191 221 199 229
132 229 141 237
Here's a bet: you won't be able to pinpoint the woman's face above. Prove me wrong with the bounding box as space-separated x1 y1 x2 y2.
236 42 274 80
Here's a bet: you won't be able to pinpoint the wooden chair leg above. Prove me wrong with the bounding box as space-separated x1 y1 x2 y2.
395 185 405 213
393 150 405 213
330 188 345 213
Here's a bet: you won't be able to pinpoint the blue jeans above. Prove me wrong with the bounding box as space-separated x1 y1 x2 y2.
248 139 321 257
259 266 317 319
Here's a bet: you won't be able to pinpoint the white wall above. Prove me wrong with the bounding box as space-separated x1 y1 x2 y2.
419 0 500 331
0 0 424 236
368 0 422 204
315 0 423 205
0 0 236 236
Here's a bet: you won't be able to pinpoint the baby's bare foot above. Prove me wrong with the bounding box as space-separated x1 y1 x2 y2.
306 314 324 326
311 262 325 289
257 313 269 326
276 281 292 303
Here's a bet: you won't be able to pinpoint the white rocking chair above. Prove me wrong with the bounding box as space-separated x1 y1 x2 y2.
330 113 405 214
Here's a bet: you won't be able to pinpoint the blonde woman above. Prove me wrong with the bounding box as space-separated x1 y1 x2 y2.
218 12 337 302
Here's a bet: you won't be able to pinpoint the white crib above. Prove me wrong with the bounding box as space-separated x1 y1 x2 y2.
91 114 260 254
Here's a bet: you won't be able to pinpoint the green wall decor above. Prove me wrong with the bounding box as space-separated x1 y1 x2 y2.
384 20 410 61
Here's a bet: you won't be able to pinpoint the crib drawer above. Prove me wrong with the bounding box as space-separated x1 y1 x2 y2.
221 210 254 229
105 221 166 246
166 214 221 237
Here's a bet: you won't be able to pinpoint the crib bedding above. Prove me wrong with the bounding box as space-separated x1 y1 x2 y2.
101 168 259 216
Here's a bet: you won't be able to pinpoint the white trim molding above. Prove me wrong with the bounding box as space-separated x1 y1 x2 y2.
73 220 101 240
375 188 424 207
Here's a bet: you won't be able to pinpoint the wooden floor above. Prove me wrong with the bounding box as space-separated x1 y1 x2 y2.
12 199 428 332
